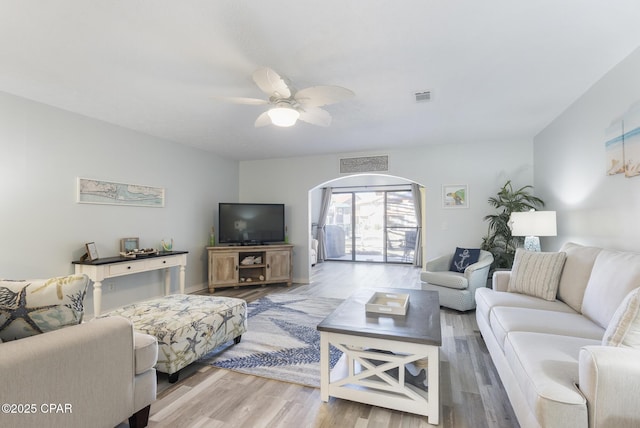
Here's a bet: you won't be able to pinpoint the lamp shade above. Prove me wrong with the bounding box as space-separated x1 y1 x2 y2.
267 107 300 127
509 211 557 237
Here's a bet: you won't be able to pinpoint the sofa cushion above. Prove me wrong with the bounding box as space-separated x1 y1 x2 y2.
490 307 604 350
556 242 602 313
0 274 89 341
475 287 576 329
602 287 640 348
421 271 468 289
504 332 596 427
449 247 480 272
582 249 640 330
508 249 566 300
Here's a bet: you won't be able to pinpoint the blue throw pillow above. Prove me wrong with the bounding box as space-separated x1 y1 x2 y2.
449 247 481 273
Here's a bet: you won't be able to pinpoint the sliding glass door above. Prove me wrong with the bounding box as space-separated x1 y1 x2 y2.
385 191 418 263
354 192 384 261
325 189 418 263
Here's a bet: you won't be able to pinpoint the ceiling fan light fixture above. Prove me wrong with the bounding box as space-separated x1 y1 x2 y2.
268 106 300 127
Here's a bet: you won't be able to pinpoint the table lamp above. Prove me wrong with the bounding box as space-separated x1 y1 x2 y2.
509 210 557 252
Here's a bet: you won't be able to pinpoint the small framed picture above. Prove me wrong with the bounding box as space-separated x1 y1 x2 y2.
120 237 139 253
85 242 99 261
442 184 468 208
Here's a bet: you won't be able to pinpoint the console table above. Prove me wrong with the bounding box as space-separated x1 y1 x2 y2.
73 251 188 317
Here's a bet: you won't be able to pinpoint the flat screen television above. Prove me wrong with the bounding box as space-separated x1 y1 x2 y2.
218 203 285 245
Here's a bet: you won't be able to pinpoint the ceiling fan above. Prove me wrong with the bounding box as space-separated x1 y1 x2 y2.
217 67 354 128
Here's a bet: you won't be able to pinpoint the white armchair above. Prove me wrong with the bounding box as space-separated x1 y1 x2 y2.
420 249 493 311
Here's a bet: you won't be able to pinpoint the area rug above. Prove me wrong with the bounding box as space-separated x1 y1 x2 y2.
200 294 343 388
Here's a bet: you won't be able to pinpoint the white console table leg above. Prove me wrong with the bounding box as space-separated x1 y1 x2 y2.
93 281 103 317
179 264 186 294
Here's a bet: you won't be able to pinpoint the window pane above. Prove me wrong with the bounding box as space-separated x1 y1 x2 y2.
386 191 417 263
386 191 417 227
355 192 384 262
326 193 351 260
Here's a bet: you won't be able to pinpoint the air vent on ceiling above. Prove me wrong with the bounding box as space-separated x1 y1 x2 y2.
415 90 431 103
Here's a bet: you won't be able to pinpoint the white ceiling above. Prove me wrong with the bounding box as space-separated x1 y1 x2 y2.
1 1 639 161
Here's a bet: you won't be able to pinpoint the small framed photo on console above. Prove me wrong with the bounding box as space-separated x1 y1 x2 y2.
85 242 99 261
120 237 139 253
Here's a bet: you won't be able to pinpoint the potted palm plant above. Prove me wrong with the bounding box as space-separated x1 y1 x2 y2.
481 180 545 269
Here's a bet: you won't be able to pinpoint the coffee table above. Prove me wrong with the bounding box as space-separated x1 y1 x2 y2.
317 288 441 424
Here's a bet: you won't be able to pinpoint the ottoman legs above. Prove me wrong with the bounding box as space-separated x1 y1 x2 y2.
168 372 180 384
234 335 242 344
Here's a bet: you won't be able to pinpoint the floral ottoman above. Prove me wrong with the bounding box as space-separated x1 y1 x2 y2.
101 294 247 382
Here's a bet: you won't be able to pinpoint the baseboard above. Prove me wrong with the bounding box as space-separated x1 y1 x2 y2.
184 282 208 294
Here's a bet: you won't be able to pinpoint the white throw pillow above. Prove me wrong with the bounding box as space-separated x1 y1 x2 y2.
581 249 640 330
508 249 567 301
602 287 640 348
556 242 602 313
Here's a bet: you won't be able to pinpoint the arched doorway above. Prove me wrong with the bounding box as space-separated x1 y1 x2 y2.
309 173 425 266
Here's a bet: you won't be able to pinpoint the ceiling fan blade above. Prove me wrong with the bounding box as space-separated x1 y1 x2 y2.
252 67 291 98
212 96 268 105
298 107 332 127
254 111 272 127
295 85 354 107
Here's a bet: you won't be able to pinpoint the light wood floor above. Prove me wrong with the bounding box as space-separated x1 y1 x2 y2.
144 262 519 428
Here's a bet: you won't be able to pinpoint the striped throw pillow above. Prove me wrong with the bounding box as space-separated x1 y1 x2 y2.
602 287 640 348
508 249 567 301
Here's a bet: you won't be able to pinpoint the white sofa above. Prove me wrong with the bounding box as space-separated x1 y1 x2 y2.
475 242 640 428
0 316 158 428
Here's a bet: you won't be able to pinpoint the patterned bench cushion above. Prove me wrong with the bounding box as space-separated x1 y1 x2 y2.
101 294 247 375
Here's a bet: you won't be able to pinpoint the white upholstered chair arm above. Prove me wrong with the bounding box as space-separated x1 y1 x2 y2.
579 346 640 428
492 270 512 291
464 251 493 291
425 254 452 272
464 254 493 275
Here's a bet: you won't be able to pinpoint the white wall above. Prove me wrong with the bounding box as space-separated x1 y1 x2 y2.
0 91 239 316
534 47 640 252
240 140 534 283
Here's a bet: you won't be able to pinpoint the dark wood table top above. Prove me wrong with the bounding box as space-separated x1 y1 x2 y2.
72 250 188 265
317 288 441 346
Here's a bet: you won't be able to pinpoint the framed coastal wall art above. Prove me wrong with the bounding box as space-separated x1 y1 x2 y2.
605 121 625 175
605 101 640 178
77 178 165 207
442 184 468 208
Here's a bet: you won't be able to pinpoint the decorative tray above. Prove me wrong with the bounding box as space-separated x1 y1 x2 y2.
365 292 410 315
120 249 159 258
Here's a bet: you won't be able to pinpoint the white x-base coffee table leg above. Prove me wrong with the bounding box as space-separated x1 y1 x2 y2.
320 331 439 424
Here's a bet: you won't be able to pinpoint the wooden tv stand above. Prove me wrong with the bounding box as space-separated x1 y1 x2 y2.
206 244 293 293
